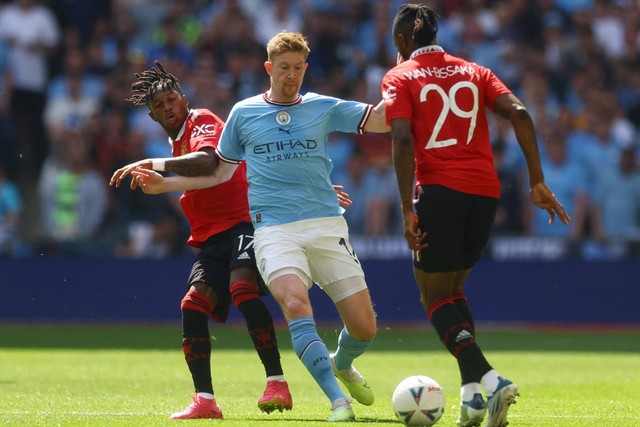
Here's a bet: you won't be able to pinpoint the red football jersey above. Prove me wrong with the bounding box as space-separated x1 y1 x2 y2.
382 46 510 198
172 109 251 247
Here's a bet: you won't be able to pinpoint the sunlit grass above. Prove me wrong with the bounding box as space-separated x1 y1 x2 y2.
0 325 638 426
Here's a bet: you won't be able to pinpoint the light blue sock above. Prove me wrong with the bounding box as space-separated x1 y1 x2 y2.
289 317 345 402
334 327 373 370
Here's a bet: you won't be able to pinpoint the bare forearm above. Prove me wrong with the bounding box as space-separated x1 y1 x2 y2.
160 175 221 192
364 100 391 133
164 150 219 176
511 109 545 186
170 160 236 190
110 149 218 188
132 161 237 194
494 94 544 186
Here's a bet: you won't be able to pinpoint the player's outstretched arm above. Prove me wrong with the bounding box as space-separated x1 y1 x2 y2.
160 148 219 177
131 161 238 194
363 100 391 133
109 149 218 189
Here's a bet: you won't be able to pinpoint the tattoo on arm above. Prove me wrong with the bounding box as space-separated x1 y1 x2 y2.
165 150 219 177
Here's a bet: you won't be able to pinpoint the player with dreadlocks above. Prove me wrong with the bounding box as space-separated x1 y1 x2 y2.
110 61 293 419
382 4 570 427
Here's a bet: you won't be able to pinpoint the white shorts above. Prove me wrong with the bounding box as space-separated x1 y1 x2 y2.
254 216 367 302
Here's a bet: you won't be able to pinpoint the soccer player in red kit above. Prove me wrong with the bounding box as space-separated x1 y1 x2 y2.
110 61 292 419
382 5 571 427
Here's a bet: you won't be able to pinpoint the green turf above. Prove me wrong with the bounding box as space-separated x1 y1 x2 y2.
0 324 638 426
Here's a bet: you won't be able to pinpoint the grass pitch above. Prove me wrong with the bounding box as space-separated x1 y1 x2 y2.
0 324 638 426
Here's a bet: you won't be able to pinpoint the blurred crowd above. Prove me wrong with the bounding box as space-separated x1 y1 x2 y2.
0 0 639 259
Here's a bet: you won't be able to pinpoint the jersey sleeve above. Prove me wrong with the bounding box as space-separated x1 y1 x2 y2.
382 68 413 124
324 96 372 134
216 105 244 163
480 66 511 112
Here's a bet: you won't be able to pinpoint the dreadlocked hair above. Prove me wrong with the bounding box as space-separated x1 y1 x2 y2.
127 60 183 106
393 4 439 47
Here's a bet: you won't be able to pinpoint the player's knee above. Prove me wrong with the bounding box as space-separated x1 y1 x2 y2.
280 295 312 319
364 320 377 341
230 280 259 308
181 287 214 315
350 320 377 342
421 291 450 310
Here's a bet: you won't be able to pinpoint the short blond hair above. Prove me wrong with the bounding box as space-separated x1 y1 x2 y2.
266 31 310 61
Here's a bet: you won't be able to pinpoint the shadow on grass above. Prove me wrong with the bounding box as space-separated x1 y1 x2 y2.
1 322 639 353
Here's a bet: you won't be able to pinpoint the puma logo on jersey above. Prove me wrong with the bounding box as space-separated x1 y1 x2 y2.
191 124 216 138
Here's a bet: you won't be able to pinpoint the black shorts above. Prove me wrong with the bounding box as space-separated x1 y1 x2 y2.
188 221 265 323
414 185 498 273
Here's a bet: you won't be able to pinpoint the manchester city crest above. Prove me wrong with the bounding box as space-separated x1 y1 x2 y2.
275 110 292 125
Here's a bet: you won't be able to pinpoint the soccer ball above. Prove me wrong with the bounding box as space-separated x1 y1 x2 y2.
392 375 446 426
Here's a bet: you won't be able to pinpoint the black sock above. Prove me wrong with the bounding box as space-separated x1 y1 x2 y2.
452 290 475 332
452 291 477 385
428 299 492 383
182 308 213 394
236 298 283 377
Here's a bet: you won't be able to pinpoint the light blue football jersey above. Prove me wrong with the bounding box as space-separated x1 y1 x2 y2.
217 92 372 228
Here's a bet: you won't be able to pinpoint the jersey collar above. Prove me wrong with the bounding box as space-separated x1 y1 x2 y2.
262 92 302 106
410 45 444 60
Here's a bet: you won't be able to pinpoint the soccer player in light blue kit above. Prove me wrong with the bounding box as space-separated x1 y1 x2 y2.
131 31 390 422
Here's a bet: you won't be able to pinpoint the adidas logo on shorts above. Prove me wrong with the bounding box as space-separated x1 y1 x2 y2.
237 252 251 260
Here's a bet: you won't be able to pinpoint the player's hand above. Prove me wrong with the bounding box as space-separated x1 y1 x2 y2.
333 184 352 208
131 169 165 194
402 208 427 258
109 159 152 189
530 182 571 225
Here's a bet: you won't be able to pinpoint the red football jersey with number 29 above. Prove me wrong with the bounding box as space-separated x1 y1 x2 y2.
382 46 510 198
172 109 251 247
